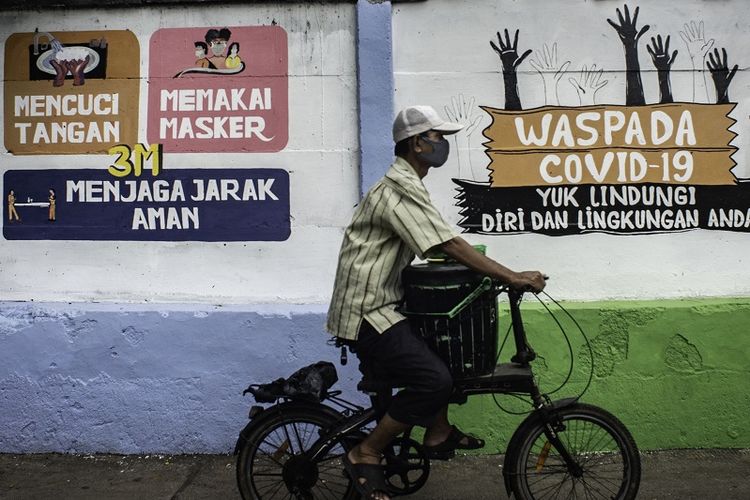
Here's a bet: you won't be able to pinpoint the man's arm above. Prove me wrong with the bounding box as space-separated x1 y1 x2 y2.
437 237 546 293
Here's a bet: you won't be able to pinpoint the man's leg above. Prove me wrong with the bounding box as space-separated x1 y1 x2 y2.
347 413 411 500
423 405 486 453
347 320 453 499
349 413 411 462
423 406 453 447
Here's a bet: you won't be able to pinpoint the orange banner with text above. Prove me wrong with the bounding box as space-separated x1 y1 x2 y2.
482 103 737 187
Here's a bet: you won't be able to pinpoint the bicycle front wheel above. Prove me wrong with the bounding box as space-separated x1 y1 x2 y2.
236 403 358 500
509 402 640 500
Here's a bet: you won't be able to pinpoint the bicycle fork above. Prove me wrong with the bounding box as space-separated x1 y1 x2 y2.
533 391 584 477
503 394 581 496
540 421 584 478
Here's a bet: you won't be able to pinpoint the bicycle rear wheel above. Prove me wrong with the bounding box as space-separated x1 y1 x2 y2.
236 403 358 500
509 402 640 500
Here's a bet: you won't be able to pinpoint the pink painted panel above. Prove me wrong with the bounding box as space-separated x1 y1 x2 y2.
147 26 288 153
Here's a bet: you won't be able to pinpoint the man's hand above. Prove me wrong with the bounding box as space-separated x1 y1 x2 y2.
438 237 546 293
509 271 547 294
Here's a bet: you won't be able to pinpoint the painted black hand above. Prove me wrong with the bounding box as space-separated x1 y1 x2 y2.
647 34 678 103
706 47 739 104
490 29 532 111
647 35 677 71
607 4 650 48
607 4 650 105
490 29 532 71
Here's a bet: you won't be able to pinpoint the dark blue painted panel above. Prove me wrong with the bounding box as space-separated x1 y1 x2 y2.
3 168 290 241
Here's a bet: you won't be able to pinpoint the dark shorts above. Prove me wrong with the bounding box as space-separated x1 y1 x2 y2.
354 319 453 427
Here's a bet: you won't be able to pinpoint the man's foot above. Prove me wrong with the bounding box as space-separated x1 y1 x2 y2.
423 425 485 460
343 446 391 500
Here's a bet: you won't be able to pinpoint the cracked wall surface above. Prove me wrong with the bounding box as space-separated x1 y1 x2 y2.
0 302 363 453
665 334 703 372
455 297 750 453
2 298 749 453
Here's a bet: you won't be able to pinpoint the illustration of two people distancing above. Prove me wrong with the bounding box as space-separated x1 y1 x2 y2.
6 189 56 224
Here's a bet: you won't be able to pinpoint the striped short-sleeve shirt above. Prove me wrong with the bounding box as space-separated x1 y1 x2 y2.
326 156 456 340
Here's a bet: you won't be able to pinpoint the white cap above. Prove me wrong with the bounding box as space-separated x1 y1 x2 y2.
392 105 463 143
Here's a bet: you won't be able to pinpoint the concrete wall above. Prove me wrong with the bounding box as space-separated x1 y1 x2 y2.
1 0 749 454
0 2 364 453
1 3 358 303
392 0 750 450
393 0 750 300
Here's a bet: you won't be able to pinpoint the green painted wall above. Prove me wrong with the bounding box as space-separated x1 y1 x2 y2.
449 297 750 452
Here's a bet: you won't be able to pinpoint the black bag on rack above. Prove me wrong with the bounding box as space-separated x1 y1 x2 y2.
244 361 338 402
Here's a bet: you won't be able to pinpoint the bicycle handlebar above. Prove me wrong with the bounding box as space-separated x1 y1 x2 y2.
493 274 549 295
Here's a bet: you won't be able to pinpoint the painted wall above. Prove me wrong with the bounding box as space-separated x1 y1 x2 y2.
453 298 750 452
0 2 363 453
392 0 750 449
1 3 358 304
393 0 750 301
1 0 749 455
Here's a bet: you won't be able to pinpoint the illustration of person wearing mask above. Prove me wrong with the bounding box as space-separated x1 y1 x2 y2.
225 42 242 69
7 189 20 223
194 42 213 69
205 27 231 69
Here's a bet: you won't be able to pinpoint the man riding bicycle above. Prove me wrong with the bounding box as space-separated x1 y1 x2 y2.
327 105 546 500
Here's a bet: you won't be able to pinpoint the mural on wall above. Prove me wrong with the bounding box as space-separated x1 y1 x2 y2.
454 5 749 235
2 144 290 241
147 26 288 153
3 30 140 154
2 25 292 242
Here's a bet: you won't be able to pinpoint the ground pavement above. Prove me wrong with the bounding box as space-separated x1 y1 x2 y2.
1 449 748 499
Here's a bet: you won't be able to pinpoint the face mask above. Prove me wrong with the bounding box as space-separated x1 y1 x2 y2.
195 50 203 57
417 135 450 168
210 42 226 56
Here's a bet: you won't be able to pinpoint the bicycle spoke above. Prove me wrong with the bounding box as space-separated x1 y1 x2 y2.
563 481 576 500
513 407 639 500
531 471 571 500
314 476 348 499
256 475 288 498
578 470 620 498
239 407 361 500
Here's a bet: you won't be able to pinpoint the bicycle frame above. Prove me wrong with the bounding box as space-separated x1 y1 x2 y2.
236 287 582 493
303 287 580 466
237 286 640 500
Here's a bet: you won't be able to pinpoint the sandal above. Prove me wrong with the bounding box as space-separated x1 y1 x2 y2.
423 425 485 460
342 452 392 499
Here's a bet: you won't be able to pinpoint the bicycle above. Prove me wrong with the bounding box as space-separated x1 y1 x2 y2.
234 282 641 499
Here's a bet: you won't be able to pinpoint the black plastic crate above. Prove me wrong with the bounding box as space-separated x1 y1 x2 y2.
402 263 500 379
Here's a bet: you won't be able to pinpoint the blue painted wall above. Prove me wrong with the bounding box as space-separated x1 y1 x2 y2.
0 302 362 453
357 0 394 197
